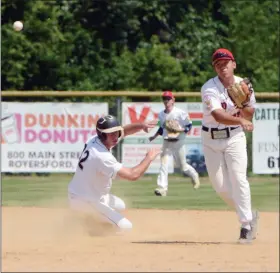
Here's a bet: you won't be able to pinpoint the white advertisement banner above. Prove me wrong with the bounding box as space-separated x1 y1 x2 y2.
122 143 174 173
121 102 205 174
1 102 108 172
122 102 203 138
253 103 279 174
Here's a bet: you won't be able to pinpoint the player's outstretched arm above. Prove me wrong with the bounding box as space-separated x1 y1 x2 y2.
117 148 161 181
123 120 158 137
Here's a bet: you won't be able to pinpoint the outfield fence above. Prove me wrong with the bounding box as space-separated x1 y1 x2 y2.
1 91 279 176
1 91 280 99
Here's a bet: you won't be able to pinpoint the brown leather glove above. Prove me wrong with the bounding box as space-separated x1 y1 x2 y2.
227 78 253 109
165 119 182 140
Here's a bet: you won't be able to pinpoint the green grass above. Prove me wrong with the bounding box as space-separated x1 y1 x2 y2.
1 174 279 212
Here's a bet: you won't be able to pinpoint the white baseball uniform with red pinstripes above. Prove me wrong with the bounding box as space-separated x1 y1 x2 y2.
201 75 256 227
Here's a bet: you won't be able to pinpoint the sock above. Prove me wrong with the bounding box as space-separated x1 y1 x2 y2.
241 223 251 230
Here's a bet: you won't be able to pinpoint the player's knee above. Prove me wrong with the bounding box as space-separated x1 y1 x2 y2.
218 191 235 207
217 190 230 197
117 218 132 230
115 199 126 211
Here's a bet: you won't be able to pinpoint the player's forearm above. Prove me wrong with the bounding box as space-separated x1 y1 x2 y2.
239 106 255 121
123 123 144 136
152 132 160 139
129 157 153 181
211 109 245 126
155 127 163 137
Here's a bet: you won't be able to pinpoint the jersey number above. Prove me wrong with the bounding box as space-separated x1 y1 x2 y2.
78 144 89 170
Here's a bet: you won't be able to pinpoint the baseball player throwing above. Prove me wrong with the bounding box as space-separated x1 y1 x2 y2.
68 115 160 233
149 91 200 197
201 48 259 242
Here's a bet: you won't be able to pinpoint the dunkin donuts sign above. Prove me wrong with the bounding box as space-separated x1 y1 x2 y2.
1 102 108 172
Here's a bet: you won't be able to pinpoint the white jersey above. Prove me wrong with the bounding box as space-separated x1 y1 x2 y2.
68 135 122 201
201 75 256 129
158 106 192 140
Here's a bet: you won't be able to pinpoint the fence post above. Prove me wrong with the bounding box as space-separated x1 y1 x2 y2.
116 96 122 162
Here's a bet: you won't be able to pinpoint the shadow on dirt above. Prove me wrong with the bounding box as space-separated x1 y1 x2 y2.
131 240 238 245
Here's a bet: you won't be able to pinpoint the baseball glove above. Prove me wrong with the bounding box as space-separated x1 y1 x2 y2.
165 119 182 140
227 78 253 109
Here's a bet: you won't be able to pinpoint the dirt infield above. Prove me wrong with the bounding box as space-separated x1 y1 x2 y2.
2 207 279 272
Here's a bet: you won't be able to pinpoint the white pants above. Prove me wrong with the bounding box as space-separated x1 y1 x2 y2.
202 127 253 225
68 193 132 230
157 139 198 190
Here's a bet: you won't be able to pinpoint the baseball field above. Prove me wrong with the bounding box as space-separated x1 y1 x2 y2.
2 174 279 272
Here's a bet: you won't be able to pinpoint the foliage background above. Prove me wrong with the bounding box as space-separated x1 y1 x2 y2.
1 0 279 97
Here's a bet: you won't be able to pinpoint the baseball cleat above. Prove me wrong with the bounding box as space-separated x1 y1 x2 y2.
238 227 253 244
184 169 200 189
191 175 200 190
250 210 259 240
154 188 167 197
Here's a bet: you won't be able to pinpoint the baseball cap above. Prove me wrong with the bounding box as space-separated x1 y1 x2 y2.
162 91 174 98
212 48 235 65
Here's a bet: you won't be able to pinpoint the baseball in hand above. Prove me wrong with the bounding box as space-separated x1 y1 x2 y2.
13 21 23 31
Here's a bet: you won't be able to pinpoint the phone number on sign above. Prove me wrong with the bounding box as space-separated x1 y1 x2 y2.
267 156 280 169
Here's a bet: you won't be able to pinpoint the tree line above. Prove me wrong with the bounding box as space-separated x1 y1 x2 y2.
2 0 279 98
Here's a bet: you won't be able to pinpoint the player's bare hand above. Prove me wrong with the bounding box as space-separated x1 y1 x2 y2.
142 119 158 133
146 148 161 161
240 118 254 132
